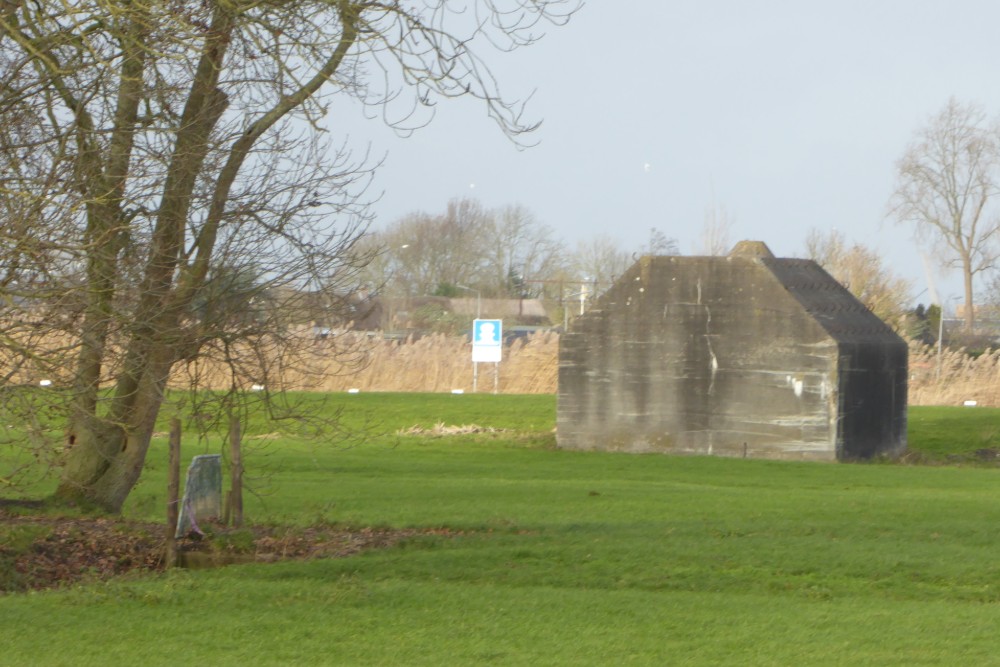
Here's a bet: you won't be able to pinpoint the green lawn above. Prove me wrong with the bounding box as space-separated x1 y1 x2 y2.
907 404 1000 460
3 395 1000 665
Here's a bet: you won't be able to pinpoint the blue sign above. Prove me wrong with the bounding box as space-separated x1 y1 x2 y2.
472 319 502 362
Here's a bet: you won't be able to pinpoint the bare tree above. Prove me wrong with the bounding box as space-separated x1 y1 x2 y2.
804 229 912 328
698 201 736 256
0 1 577 512
569 235 633 296
641 227 679 256
361 198 567 303
890 98 1000 330
480 204 567 298
362 199 489 299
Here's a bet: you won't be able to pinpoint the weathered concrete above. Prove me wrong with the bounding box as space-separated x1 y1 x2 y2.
175 454 222 537
557 241 907 461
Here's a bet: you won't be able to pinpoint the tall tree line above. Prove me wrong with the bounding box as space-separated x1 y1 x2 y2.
359 198 664 301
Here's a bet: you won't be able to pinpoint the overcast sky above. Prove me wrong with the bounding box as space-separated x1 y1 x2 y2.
334 1 1000 309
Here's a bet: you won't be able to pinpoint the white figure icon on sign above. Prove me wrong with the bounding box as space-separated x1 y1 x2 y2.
477 321 498 344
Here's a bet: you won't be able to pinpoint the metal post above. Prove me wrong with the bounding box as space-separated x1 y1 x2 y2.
936 311 944 380
457 284 481 392
936 297 958 381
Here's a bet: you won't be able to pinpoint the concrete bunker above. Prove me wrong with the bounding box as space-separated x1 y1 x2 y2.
557 241 907 461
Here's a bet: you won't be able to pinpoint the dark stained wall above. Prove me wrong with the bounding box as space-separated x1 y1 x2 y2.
762 257 908 459
557 251 907 461
835 343 908 459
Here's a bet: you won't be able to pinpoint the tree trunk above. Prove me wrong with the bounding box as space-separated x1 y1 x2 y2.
963 262 975 331
53 7 236 513
56 350 176 513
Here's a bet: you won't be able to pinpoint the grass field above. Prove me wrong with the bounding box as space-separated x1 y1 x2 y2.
3 394 1000 665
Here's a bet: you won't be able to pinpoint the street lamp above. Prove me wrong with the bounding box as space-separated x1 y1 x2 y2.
455 284 481 318
562 287 589 329
936 295 961 380
455 284 482 393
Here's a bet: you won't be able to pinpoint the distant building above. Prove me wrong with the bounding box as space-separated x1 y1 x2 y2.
447 297 550 324
557 241 907 461
380 296 551 334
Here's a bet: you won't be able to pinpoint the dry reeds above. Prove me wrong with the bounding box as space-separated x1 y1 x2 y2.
8 327 1000 404
908 340 1000 407
170 330 560 394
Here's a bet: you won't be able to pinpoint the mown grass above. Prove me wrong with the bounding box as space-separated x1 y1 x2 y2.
3 395 1000 665
907 405 1000 460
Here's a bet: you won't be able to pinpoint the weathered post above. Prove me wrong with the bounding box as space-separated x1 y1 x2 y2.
165 418 181 567
229 415 243 528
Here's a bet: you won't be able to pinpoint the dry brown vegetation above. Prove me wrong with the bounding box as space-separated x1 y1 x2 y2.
8 331 997 405
908 340 1000 406
307 335 996 407
261 334 998 407
0 506 450 593
169 331 561 394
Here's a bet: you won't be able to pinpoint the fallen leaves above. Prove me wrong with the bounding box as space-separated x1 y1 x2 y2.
1 510 454 594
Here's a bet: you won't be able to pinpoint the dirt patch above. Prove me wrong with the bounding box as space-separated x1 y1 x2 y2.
396 422 513 436
0 508 450 594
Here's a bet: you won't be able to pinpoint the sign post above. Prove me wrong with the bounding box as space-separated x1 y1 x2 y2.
471 319 502 393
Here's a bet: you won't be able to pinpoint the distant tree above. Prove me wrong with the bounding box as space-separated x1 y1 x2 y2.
977 270 1000 321
905 303 943 345
368 200 490 299
432 283 463 298
480 205 568 298
697 201 736 256
362 199 567 302
804 229 912 328
568 235 632 297
641 227 680 256
890 98 1000 331
926 304 942 345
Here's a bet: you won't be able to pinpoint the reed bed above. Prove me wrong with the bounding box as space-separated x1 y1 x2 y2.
170 331 561 395
217 334 997 406
908 340 1000 407
6 327 998 404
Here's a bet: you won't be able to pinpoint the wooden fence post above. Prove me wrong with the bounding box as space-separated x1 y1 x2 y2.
229 415 243 528
165 417 181 567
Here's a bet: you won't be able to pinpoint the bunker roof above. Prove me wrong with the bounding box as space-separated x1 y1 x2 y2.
627 241 902 346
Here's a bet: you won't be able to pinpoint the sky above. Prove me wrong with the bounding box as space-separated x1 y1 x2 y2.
331 1 1000 310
